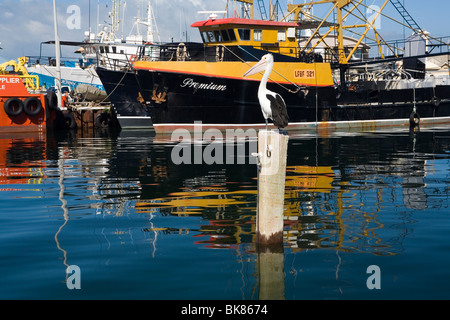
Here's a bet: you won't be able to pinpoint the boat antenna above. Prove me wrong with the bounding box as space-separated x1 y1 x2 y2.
122 1 127 40
197 11 228 21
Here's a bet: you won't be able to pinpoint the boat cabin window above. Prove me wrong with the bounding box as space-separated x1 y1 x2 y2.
214 31 222 42
201 29 238 43
201 31 209 43
238 29 251 41
228 29 237 41
207 31 216 42
254 29 262 41
277 30 286 42
221 30 230 42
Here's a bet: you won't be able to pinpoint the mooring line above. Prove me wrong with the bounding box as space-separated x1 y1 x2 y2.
219 44 303 94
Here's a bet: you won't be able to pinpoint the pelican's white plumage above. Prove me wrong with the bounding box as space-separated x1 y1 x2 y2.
243 54 289 130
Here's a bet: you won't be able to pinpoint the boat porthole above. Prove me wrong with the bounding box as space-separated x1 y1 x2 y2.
409 112 420 127
4 98 24 117
24 97 43 116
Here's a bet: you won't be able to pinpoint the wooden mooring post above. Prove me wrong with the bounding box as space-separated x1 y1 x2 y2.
255 130 289 250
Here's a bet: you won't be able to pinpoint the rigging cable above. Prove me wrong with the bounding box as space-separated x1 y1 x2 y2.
217 44 304 94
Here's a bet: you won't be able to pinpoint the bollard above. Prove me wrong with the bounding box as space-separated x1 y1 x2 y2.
255 130 289 250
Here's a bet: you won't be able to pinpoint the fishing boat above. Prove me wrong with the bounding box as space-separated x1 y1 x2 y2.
96 0 450 133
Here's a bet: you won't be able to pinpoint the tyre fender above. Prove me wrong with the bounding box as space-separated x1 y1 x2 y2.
4 98 24 117
24 97 43 116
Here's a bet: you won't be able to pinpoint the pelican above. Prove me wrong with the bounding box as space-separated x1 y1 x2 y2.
243 54 289 131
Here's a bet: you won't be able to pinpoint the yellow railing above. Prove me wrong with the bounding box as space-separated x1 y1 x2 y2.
20 75 40 91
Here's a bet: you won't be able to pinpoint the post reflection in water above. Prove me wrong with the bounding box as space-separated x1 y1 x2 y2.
0 127 449 300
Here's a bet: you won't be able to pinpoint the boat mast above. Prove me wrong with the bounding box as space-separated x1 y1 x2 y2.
233 0 254 19
111 0 120 38
145 1 160 43
130 1 161 43
107 0 120 41
52 0 63 109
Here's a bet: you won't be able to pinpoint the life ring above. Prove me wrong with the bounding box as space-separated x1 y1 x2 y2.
63 112 77 129
23 97 43 116
46 91 58 110
4 98 24 117
409 112 420 127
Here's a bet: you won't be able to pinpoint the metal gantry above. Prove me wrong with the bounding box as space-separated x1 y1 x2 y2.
227 0 449 66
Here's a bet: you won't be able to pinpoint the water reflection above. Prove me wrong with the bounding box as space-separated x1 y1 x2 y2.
0 133 46 189
1 127 449 299
128 131 449 257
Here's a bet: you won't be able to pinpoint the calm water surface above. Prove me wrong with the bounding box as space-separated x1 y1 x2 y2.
0 127 449 300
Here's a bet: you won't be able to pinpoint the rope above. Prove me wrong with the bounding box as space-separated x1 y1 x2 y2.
218 44 304 94
100 65 132 104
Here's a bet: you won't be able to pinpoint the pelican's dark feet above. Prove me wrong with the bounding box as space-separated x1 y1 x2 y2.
277 129 289 136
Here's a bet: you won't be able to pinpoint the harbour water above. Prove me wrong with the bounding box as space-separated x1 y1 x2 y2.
0 126 449 300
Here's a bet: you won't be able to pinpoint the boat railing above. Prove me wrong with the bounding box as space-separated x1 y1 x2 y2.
96 46 143 72
20 75 41 91
26 55 93 69
135 42 326 64
365 35 450 61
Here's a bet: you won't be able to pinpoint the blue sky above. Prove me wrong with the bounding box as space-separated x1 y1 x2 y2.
0 0 449 63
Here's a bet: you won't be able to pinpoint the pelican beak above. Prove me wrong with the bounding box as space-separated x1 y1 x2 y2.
243 59 267 77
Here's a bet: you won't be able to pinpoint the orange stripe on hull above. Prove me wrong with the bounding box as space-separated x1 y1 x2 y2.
133 61 335 87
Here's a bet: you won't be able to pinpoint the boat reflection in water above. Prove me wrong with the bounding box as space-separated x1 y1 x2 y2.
128 129 448 299
0 133 47 191
133 131 442 257
1 127 449 299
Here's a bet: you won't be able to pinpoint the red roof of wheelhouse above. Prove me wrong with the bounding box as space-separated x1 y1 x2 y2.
191 18 299 28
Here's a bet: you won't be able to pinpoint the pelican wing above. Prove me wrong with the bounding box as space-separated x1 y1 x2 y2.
266 93 289 129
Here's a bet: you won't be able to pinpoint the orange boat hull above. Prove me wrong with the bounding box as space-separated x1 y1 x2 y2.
0 75 50 133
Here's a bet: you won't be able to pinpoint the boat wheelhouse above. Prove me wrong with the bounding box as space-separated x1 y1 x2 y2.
195 17 301 58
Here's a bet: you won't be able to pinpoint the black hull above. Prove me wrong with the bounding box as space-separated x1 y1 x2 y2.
96 67 450 132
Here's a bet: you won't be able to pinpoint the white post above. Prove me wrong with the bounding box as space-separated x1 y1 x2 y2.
53 0 63 109
256 130 289 249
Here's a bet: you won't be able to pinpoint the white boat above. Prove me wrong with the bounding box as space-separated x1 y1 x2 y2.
26 0 160 94
25 43 104 92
